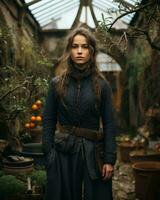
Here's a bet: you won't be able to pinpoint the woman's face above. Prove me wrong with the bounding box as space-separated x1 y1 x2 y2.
70 34 90 65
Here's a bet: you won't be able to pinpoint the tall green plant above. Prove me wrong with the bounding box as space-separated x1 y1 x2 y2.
0 175 26 199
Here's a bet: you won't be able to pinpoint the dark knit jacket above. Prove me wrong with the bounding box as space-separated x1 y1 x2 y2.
42 68 117 179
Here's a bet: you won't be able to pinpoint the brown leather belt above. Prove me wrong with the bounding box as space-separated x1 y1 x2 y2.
59 125 104 141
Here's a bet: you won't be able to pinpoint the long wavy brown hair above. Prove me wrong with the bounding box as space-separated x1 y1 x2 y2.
56 27 105 105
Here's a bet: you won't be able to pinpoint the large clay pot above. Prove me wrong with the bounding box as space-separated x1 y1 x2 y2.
130 149 160 163
21 143 44 167
2 156 34 167
22 143 43 154
132 161 160 200
118 142 144 162
2 156 34 174
29 126 42 143
2 164 34 174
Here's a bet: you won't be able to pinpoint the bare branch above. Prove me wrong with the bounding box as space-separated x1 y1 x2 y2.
108 2 154 30
0 80 28 101
117 31 128 50
129 27 160 50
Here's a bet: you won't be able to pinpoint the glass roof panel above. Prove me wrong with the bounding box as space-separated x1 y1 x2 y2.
24 0 141 29
42 6 79 29
35 1 78 20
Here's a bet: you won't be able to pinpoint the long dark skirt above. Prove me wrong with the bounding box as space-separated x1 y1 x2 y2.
45 149 113 200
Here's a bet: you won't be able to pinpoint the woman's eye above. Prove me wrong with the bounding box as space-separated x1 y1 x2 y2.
72 45 78 48
83 45 89 48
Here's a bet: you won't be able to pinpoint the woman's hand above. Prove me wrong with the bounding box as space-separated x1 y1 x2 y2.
102 164 114 180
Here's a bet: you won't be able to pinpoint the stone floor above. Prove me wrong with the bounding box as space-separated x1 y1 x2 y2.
112 161 136 200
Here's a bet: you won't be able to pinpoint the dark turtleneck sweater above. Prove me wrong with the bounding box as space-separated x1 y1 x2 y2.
69 61 91 79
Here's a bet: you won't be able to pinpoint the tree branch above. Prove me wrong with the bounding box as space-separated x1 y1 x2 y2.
129 27 160 51
0 80 28 101
108 2 154 30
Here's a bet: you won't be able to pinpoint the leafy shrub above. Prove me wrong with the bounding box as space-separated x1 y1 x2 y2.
31 170 46 193
0 175 26 198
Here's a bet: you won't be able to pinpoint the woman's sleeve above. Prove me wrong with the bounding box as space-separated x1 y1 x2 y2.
42 78 58 154
100 81 117 165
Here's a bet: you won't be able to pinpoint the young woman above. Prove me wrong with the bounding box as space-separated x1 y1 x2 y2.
42 27 117 200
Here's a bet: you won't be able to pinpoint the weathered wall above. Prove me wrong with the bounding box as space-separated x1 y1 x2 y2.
0 0 70 65
0 0 41 65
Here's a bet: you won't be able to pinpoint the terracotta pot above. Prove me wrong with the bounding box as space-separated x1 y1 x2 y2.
118 142 144 162
22 143 43 153
29 127 42 143
130 149 160 163
21 143 44 167
2 157 34 167
3 164 34 174
132 161 160 200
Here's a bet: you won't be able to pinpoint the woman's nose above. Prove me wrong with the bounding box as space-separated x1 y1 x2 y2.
78 46 82 53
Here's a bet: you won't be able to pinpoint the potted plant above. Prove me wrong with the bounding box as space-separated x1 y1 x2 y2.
24 100 43 143
117 134 145 162
0 174 26 200
31 170 46 195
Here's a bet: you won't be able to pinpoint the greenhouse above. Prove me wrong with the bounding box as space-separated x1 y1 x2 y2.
0 0 160 199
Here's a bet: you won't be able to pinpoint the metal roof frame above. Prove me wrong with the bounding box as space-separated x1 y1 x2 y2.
29 0 53 10
24 0 141 28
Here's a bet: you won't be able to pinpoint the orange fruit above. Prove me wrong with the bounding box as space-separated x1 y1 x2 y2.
32 104 38 110
29 122 35 128
25 123 30 128
35 100 42 106
36 116 42 122
31 116 36 121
